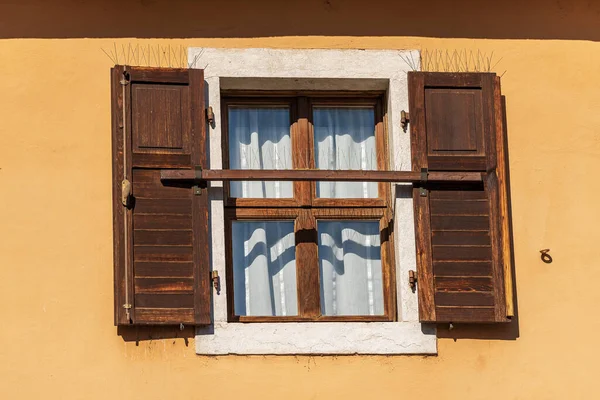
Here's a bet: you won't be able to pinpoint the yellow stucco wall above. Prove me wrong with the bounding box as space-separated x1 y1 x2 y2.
1 1 599 398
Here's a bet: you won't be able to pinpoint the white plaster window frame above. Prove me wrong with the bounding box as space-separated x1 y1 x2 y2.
190 48 436 355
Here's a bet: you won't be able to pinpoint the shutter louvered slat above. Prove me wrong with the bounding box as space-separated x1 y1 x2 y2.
111 66 210 326
409 72 513 323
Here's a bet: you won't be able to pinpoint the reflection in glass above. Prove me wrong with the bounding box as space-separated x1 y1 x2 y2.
314 107 378 198
229 107 292 198
318 221 384 316
232 221 297 316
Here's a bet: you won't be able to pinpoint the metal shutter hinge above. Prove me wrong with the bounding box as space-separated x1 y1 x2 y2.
409 270 417 290
401 110 410 132
120 71 130 86
206 106 215 125
121 179 132 207
212 271 221 294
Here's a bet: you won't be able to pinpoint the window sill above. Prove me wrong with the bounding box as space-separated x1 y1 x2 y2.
196 322 436 355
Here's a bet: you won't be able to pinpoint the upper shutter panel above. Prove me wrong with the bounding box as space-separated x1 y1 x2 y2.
409 72 513 323
111 66 210 326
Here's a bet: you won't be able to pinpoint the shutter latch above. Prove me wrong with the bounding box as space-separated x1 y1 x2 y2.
419 168 428 197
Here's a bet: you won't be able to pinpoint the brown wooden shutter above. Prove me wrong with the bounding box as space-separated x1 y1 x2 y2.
111 66 210 325
408 72 513 323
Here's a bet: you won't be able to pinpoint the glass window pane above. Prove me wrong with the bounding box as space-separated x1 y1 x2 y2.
228 107 293 198
314 107 378 198
318 221 384 316
232 221 297 316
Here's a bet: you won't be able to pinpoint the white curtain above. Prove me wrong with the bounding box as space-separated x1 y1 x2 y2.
229 107 383 317
318 221 383 316
232 221 297 316
314 107 378 198
228 107 293 198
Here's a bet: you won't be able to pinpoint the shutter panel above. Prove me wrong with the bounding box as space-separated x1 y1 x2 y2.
111 66 210 325
409 72 513 323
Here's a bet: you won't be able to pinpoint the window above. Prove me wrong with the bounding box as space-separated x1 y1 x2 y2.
111 49 513 354
222 94 395 322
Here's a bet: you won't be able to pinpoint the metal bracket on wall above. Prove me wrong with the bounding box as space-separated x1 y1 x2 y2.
420 167 428 197
192 165 203 195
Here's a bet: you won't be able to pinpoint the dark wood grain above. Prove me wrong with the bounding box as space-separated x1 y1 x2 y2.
434 291 494 306
134 277 194 293
133 214 192 230
423 72 485 88
435 277 493 292
123 66 135 324
295 209 320 318
133 230 192 246
129 68 189 84
435 306 495 323
189 68 211 325
112 66 210 326
134 262 193 278
432 245 492 261
135 294 194 308
430 199 489 216
433 261 492 277
132 153 191 168
495 76 514 317
408 71 436 321
134 308 194 324
295 96 312 206
429 186 488 200
134 198 192 214
425 88 484 161
132 84 187 151
432 231 490 246
409 72 511 323
431 215 490 231
133 245 194 262
111 65 128 325
482 73 508 322
161 168 483 183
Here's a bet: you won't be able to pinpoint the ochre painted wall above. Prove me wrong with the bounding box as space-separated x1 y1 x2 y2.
1 1 599 398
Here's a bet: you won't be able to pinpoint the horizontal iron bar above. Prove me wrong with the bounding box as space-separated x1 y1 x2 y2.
160 169 483 183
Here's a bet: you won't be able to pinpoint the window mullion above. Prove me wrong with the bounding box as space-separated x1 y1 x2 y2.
295 209 320 318
293 96 313 207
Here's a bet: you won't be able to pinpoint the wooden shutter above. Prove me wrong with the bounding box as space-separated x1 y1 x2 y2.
409 72 513 323
111 66 210 325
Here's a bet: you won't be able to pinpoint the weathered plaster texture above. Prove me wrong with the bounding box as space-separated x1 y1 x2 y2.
189 48 436 355
197 322 435 355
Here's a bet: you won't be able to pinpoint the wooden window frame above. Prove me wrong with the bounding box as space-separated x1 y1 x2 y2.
221 92 396 323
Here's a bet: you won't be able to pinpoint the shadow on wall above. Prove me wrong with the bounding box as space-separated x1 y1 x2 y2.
117 325 195 345
2 0 600 40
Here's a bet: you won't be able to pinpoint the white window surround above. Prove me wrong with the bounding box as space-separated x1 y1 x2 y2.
190 47 437 355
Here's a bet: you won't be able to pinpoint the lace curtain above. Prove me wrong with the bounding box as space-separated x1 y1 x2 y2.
229 107 383 316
